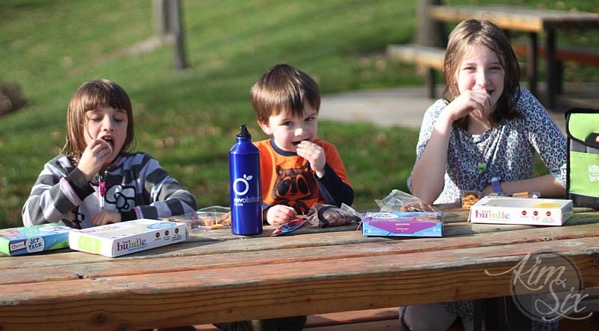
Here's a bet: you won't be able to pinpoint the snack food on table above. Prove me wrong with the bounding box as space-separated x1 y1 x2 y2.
376 189 440 213
306 203 361 228
399 201 439 212
0 223 70 256
512 191 541 199
165 206 231 231
69 219 186 257
470 196 572 226
532 202 561 209
200 211 231 228
362 211 443 237
462 191 481 210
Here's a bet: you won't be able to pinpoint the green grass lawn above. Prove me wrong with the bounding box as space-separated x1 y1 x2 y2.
0 0 597 228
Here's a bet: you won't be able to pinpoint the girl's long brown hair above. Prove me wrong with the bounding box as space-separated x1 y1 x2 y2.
62 79 134 163
442 19 522 130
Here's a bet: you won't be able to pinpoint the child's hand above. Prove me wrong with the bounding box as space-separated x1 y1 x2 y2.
449 89 493 122
266 205 297 226
296 141 326 178
78 139 114 180
91 209 121 226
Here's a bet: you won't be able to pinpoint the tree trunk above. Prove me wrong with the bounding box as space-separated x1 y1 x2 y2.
154 0 170 39
168 0 189 70
415 0 446 47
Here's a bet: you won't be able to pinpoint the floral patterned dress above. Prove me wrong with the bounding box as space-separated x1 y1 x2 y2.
407 89 564 329
410 89 566 204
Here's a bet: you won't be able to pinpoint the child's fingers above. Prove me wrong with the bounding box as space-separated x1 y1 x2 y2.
276 207 297 223
296 140 318 151
90 139 113 159
467 95 489 118
279 206 297 219
297 142 322 158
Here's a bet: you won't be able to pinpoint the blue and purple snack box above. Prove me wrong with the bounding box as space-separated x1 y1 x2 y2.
362 211 443 237
0 223 70 256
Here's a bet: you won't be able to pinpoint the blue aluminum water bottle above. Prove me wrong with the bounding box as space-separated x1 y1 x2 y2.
229 124 263 235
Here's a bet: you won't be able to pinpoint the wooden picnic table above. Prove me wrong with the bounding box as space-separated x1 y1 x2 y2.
1 205 598 330
427 5 599 110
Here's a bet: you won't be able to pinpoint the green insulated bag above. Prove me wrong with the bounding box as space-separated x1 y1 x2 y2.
566 108 599 209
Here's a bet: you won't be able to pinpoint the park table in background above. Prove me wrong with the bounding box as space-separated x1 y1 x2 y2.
427 5 599 110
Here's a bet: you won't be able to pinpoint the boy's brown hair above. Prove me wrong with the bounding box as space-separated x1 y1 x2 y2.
250 64 321 124
442 19 522 129
62 79 135 162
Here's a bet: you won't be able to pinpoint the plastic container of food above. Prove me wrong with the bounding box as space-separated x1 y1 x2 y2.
165 206 231 232
196 206 231 230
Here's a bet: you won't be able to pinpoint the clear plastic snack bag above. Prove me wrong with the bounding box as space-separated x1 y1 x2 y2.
305 203 362 228
270 203 362 236
375 189 439 212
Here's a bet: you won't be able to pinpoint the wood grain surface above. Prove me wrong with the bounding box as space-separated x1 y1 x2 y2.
0 207 597 330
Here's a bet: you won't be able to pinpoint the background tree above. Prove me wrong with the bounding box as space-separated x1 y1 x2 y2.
415 0 446 47
154 0 189 70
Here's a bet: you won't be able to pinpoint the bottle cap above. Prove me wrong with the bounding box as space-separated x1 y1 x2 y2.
237 124 251 138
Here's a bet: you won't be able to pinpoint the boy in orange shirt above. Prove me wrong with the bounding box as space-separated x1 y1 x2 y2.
214 63 354 331
252 63 354 226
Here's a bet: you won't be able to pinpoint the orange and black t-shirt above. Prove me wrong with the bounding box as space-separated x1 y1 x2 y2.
254 139 353 214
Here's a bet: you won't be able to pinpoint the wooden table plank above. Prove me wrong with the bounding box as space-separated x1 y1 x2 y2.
0 213 596 284
1 228 598 330
1 208 598 330
0 242 597 330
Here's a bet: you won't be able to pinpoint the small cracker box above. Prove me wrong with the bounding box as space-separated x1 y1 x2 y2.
0 223 70 256
470 196 573 226
69 219 186 257
362 211 443 237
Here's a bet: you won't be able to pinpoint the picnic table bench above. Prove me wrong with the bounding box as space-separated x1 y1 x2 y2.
386 44 445 98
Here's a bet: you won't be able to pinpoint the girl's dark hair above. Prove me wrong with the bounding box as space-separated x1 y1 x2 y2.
250 64 321 124
442 19 522 129
62 79 134 161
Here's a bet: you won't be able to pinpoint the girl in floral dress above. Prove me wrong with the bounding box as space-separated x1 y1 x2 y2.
405 19 566 331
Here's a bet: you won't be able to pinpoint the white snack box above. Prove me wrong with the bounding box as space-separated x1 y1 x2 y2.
470 196 573 226
69 219 186 257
